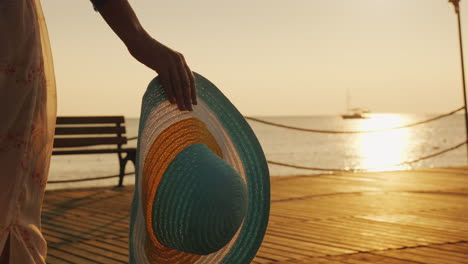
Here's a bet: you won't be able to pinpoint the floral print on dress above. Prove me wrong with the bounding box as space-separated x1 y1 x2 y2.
0 64 16 75
31 172 46 190
0 132 27 153
0 63 45 85
0 119 46 153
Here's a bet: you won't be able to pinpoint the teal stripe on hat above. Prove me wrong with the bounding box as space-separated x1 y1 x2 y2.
152 143 248 255
192 73 270 263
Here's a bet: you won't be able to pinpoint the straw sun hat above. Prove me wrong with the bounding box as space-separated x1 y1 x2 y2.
129 72 270 263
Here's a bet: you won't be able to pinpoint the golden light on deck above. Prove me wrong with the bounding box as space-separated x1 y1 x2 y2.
354 114 411 171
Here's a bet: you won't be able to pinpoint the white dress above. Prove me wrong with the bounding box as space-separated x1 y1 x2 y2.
0 0 57 263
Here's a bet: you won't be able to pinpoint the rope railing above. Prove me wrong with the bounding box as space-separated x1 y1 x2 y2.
267 140 467 172
126 107 463 139
48 140 466 184
47 172 135 184
50 108 465 184
245 106 464 134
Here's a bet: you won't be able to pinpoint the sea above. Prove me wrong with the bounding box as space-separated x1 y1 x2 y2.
46 113 468 190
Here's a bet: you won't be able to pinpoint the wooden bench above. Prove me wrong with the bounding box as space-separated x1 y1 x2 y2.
52 116 136 187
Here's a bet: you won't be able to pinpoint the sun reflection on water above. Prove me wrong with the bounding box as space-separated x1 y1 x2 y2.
353 114 412 171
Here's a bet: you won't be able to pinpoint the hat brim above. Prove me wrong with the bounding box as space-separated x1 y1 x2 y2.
129 72 270 264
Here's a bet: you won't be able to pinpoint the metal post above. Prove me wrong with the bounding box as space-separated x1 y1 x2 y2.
450 0 468 160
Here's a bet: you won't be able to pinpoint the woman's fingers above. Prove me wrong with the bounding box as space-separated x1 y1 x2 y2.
160 71 175 104
170 63 185 111
184 62 197 105
177 54 193 111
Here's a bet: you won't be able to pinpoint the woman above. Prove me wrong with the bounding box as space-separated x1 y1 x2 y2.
0 0 196 263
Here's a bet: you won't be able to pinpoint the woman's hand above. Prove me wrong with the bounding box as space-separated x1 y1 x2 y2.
92 0 196 111
127 34 196 111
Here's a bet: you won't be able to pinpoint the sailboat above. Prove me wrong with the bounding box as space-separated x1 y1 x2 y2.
341 107 371 119
341 90 370 119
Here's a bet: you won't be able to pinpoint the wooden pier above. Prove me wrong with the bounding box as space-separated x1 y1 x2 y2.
42 167 468 263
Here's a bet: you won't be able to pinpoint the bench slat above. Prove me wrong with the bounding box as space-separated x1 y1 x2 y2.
55 126 126 135
53 148 135 155
53 137 127 148
56 116 124 125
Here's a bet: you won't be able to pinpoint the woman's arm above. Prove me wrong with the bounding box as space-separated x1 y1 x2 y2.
91 0 196 111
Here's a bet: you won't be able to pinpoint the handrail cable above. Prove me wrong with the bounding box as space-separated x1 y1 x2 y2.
47 141 466 183
47 172 135 184
245 106 464 134
267 140 467 172
126 107 464 139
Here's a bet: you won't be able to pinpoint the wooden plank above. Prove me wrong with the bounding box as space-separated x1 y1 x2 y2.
403 247 468 262
49 243 125 264
47 247 103 264
255 246 292 262
251 256 278 264
262 231 351 256
43 216 126 240
428 242 468 254
68 241 128 263
55 126 126 135
287 257 346 264
53 137 127 148
56 116 124 125
260 241 321 258
46 254 74 264
326 253 423 264
375 247 468 264
266 223 392 251
86 239 128 255
45 209 129 230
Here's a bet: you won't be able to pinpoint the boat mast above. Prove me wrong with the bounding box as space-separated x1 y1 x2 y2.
346 88 351 112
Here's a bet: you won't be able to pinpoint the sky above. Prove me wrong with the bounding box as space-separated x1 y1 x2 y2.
41 0 468 117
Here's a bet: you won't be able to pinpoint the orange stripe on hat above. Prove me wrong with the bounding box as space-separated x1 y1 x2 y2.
142 118 222 263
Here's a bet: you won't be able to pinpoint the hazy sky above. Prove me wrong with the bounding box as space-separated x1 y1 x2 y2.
41 0 468 117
